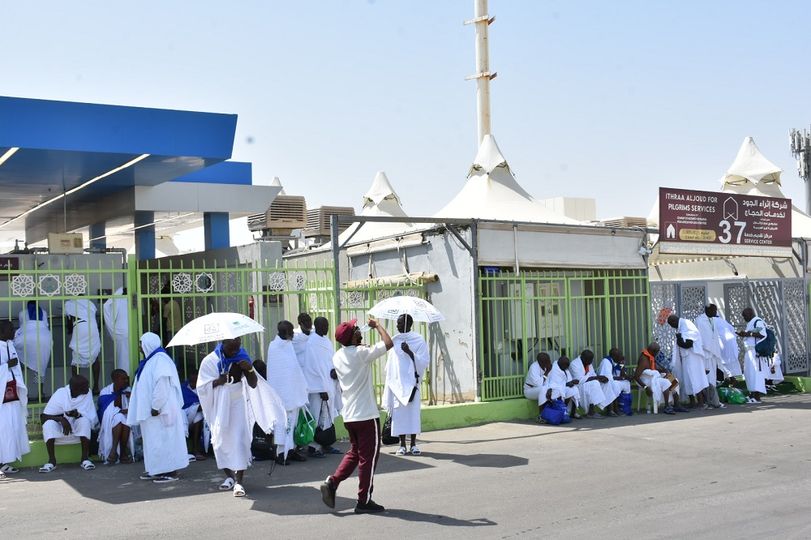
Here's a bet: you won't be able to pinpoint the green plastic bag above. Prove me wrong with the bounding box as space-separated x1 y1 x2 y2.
717 386 731 403
726 387 747 405
293 407 316 446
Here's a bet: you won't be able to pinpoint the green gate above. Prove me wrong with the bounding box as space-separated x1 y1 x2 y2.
478 268 650 401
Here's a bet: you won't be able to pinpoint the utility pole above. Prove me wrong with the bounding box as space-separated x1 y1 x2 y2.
790 128 811 214
465 0 497 145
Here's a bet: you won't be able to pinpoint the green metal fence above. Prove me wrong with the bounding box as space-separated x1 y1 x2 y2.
478 267 650 401
135 257 430 404
136 258 336 380
1 254 130 435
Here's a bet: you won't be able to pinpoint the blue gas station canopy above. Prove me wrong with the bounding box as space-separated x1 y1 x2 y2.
0 96 238 224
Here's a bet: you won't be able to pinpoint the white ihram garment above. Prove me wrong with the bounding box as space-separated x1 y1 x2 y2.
695 313 722 388
303 333 340 446
672 318 708 397
97 383 134 460
717 317 743 378
266 336 309 456
568 357 609 409
126 334 188 476
292 329 310 369
523 362 551 404
197 350 286 470
64 299 101 367
42 385 98 444
0 341 29 464
14 307 52 376
598 357 631 399
103 288 130 372
547 362 579 405
743 318 767 394
382 332 429 436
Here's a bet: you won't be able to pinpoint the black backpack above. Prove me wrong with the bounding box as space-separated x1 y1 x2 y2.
753 319 777 358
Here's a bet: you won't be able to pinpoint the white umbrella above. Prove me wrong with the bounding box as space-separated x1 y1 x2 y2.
368 296 445 323
167 312 264 347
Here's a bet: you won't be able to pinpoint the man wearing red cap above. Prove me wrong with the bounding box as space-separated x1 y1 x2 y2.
320 318 393 514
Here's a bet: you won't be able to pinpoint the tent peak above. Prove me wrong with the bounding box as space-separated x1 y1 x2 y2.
469 134 508 177
722 136 782 187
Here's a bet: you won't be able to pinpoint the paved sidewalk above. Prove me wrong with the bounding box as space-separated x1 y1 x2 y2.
2 395 811 539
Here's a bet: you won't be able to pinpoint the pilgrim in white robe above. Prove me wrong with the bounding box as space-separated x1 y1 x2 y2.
97 383 134 461
763 354 784 383
14 305 52 377
303 333 340 440
568 356 609 409
742 317 767 395
292 328 310 369
103 288 130 373
717 316 742 377
672 318 708 397
265 336 309 456
547 361 579 405
197 348 286 471
0 341 29 464
42 384 98 444
598 356 631 400
639 369 677 406
523 361 550 404
695 313 723 387
126 334 188 476
383 331 430 436
64 299 101 368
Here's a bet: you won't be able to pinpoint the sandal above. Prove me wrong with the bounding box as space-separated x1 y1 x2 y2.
219 477 235 491
153 475 179 484
0 464 19 474
193 453 207 461
233 483 246 497
81 460 96 471
119 455 135 465
39 463 56 474
140 473 155 481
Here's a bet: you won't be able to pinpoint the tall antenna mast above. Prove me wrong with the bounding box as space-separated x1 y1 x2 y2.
465 0 497 145
790 127 811 214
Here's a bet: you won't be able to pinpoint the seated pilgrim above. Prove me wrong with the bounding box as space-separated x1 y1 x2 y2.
97 369 134 465
597 348 632 417
523 352 553 421
633 342 687 415
39 375 99 473
547 356 581 419
180 367 206 461
568 349 609 419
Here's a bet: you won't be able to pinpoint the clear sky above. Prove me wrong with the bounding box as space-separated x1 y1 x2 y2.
2 0 810 221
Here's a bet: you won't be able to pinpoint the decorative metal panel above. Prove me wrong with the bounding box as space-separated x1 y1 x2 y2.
782 279 808 374
679 284 707 320
650 282 678 357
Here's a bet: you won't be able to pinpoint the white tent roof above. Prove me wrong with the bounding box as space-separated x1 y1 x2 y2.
270 176 286 196
722 136 782 186
337 171 416 245
647 136 811 239
434 134 580 224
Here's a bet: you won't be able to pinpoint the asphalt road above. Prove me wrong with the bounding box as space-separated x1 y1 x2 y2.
2 394 810 539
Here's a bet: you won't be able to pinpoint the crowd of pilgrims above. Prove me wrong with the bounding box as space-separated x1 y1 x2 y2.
0 312 429 510
524 304 785 421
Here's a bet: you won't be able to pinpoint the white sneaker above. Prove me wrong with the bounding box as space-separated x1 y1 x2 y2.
396 446 407 456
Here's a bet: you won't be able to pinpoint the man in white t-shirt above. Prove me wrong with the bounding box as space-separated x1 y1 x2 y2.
320 318 393 514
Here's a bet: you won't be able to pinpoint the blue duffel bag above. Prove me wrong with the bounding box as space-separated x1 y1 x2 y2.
618 391 633 416
541 398 571 425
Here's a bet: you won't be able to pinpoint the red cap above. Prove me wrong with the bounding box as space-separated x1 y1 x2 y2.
335 319 358 346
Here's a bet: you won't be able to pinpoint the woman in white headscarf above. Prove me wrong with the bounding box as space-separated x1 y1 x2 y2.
126 332 188 484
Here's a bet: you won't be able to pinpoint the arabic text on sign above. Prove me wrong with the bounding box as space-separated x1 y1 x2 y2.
679 229 716 242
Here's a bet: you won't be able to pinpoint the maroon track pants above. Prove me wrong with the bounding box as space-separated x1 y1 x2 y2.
330 418 381 504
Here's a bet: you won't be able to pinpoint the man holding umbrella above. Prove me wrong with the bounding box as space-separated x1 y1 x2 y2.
320 318 393 514
383 314 429 456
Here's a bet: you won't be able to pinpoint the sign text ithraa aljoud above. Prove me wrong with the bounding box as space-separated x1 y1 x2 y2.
664 191 718 213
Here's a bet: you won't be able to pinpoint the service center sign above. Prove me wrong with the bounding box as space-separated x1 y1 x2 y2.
658 187 792 257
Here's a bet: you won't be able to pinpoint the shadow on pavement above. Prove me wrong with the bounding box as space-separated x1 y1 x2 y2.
250 485 497 527
426 452 528 468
